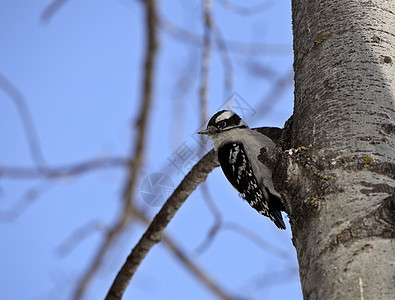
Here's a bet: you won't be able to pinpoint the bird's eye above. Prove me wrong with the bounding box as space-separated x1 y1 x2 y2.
218 120 227 128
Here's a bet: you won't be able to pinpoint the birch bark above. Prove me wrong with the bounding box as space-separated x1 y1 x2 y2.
289 0 395 298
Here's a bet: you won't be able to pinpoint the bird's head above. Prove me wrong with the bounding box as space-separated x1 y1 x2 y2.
198 110 248 147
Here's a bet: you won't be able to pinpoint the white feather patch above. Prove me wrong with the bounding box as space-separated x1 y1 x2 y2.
215 110 234 123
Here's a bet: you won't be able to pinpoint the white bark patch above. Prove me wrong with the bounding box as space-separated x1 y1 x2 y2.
359 277 364 300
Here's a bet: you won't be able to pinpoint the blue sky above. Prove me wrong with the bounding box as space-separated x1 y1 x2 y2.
0 0 301 299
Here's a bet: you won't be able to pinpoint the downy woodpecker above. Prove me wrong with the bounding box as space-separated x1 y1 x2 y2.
198 110 286 229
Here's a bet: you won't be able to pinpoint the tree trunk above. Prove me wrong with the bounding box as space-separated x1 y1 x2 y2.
289 0 395 299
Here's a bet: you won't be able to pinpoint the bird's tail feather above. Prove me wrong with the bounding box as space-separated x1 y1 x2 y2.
272 209 286 230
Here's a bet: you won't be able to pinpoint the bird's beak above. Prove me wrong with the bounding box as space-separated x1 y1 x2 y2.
197 129 209 135
197 126 216 135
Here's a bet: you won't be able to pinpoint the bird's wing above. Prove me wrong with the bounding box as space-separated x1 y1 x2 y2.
217 142 285 229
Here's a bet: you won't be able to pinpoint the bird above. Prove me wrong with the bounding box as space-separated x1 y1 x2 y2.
198 110 286 229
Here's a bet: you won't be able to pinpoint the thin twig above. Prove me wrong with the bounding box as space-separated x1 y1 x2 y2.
105 149 219 300
241 267 299 293
72 0 159 298
212 20 233 96
194 219 222 255
214 0 272 16
0 182 53 222
0 72 46 168
254 68 294 119
40 0 70 23
55 220 108 257
244 59 277 79
198 0 212 154
134 210 235 300
170 49 197 145
222 222 289 259
73 219 129 300
161 234 234 300
194 182 223 254
0 157 129 179
122 0 158 209
194 220 289 259
201 183 222 221
160 17 292 56
197 0 217 229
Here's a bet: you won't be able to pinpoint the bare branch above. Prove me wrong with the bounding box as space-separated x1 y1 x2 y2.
241 268 299 292
160 17 292 56
72 0 159 298
215 0 272 16
0 72 46 168
212 21 233 95
169 49 198 144
254 68 294 118
105 149 219 300
40 0 70 23
194 219 289 259
198 0 212 153
22 2 296 299
161 233 235 300
222 222 289 259
194 219 222 255
0 182 53 222
194 183 223 254
55 220 108 257
134 210 235 300
244 59 278 79
0 157 129 179
122 0 158 211
201 183 222 221
73 218 129 300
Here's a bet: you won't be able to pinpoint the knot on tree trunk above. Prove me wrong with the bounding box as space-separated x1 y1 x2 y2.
256 121 339 230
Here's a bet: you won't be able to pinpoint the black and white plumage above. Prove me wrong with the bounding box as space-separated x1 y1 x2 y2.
198 110 286 229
